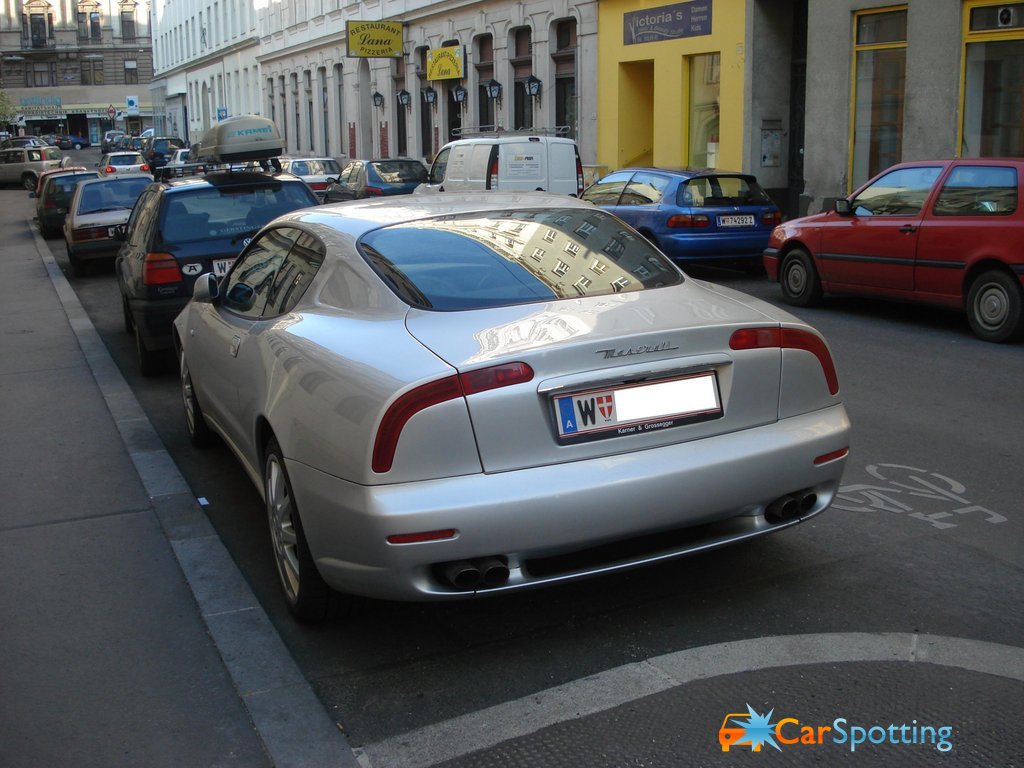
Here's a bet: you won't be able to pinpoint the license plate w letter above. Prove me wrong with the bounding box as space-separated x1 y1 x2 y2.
554 372 722 444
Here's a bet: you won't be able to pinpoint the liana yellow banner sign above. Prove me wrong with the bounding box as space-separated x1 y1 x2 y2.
426 45 466 80
346 20 403 58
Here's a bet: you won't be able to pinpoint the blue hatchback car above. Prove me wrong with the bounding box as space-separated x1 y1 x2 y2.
582 168 781 267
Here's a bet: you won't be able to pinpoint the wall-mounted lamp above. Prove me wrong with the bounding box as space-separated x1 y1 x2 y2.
452 85 468 111
372 91 385 109
422 86 437 107
397 89 411 109
525 75 542 101
484 79 503 103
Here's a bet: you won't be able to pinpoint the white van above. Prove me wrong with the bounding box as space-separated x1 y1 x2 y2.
422 133 584 196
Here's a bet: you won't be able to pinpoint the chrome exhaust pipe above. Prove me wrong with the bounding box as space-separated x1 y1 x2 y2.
474 556 510 588
443 560 481 590
765 495 799 524
799 492 818 513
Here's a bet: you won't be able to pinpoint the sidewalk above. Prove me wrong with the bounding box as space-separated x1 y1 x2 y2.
0 216 355 767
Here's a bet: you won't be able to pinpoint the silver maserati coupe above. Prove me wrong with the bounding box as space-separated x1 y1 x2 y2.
173 192 851 621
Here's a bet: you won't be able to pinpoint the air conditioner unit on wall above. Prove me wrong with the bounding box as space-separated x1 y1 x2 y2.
997 7 1016 27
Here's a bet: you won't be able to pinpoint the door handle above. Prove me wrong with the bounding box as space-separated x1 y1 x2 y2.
899 225 917 234
230 335 241 357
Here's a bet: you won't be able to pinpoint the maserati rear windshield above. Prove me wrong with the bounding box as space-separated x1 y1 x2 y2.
358 208 683 310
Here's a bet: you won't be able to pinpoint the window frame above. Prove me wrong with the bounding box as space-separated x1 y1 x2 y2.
847 5 908 193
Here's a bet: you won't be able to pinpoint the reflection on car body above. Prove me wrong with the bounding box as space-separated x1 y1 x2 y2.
173 192 850 623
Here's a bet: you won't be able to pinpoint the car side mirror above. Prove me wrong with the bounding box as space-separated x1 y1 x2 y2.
834 199 853 216
192 273 220 304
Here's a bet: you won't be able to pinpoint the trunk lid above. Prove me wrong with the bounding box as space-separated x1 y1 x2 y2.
405 281 784 472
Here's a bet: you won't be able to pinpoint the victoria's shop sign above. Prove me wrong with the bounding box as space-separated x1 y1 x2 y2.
623 0 712 45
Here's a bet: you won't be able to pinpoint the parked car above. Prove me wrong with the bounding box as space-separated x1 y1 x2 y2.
99 151 150 176
116 116 319 375
582 168 781 268
141 135 187 174
33 164 87 197
275 156 344 200
165 148 192 167
421 133 584 196
2 136 50 149
55 134 91 150
324 158 428 202
63 175 152 276
172 191 850 621
0 145 66 190
34 169 100 238
102 130 126 153
764 158 1024 343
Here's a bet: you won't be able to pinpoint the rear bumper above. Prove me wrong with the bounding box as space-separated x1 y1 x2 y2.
662 230 771 261
286 404 851 601
128 294 189 350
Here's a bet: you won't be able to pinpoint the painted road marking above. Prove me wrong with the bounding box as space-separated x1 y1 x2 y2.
353 632 1024 768
833 464 1007 529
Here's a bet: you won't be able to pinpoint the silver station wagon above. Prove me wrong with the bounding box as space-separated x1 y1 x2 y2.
174 193 851 622
0 145 65 190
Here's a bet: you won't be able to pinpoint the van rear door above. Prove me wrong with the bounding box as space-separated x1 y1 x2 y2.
548 140 582 195
498 141 548 191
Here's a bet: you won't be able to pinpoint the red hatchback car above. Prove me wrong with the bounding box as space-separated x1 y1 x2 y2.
764 158 1024 342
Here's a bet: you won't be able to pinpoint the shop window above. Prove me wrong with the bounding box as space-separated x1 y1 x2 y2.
688 53 720 168
850 8 907 190
962 3 1024 157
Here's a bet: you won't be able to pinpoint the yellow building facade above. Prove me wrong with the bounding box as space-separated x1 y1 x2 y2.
596 0 748 171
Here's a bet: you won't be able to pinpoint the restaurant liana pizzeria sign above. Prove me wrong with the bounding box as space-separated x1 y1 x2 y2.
346 20 403 57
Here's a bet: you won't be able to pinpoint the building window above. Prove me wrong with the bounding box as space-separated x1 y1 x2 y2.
81 60 103 85
29 13 47 47
78 12 88 39
475 35 495 131
511 28 533 130
850 7 907 190
32 62 54 86
121 10 136 42
961 2 1024 157
688 53 720 168
124 59 138 84
552 19 577 139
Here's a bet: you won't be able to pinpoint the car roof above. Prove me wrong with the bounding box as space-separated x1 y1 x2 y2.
160 169 308 193
281 191 594 236
609 167 755 180
77 175 151 187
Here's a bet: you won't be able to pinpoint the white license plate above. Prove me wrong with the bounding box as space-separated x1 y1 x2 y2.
718 214 755 227
213 258 235 276
554 372 722 442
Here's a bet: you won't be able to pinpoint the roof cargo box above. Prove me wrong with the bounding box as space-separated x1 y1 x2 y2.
194 115 284 164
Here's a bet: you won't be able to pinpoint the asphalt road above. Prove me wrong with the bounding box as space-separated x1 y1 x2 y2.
15 169 1023 764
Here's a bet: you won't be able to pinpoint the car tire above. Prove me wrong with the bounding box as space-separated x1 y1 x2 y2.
779 248 823 307
265 438 337 622
73 142 83 150
66 248 85 277
21 173 36 191
965 269 1023 343
180 350 215 448
121 295 133 334
134 324 162 377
